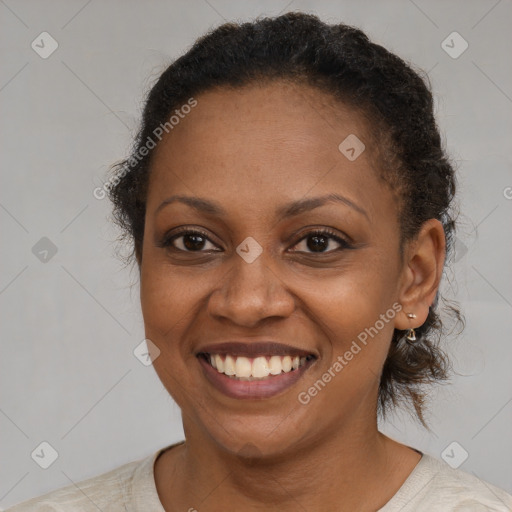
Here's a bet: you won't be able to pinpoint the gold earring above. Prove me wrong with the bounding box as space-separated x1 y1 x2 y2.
406 313 417 343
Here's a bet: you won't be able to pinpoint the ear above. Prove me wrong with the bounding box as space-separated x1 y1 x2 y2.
395 219 446 330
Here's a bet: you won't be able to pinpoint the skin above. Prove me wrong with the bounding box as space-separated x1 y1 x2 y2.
138 80 446 511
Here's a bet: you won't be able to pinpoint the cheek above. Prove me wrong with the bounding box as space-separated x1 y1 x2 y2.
294 254 400 390
139 256 198 357
296 280 397 418
298 257 397 334
310 286 396 378
139 235 208 333
139 264 204 402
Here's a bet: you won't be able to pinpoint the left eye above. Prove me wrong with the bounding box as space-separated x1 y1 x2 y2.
290 230 349 254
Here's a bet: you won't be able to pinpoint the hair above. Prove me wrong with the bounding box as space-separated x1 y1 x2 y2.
108 12 463 426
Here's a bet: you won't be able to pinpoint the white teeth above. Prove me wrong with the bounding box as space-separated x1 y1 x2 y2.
214 354 223 373
206 354 311 379
269 355 282 375
235 356 252 378
282 356 292 372
224 355 236 376
252 357 270 378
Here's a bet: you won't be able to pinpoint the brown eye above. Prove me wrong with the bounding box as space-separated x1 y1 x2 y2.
162 229 220 252
291 229 351 254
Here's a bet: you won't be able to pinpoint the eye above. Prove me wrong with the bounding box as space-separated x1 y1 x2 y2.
160 227 351 254
161 228 221 252
290 229 351 254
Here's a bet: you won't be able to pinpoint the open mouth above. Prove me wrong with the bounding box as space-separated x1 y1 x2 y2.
195 341 318 399
197 353 316 381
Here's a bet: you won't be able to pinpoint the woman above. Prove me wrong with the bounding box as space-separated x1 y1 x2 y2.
8 12 512 512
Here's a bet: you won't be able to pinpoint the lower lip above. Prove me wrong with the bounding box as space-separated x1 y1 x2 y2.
197 355 314 399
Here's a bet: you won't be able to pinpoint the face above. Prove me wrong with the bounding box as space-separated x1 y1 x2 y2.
140 81 406 457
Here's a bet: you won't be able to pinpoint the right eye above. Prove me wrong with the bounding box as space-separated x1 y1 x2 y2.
160 228 221 252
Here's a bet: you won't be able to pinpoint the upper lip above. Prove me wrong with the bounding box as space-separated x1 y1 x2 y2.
196 341 317 358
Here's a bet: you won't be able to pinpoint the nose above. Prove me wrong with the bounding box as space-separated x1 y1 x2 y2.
207 250 296 328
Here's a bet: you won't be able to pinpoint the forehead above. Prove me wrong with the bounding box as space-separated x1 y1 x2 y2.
153 80 371 160
147 81 390 224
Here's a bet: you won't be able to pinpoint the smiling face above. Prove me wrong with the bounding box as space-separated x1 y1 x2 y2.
139 80 408 457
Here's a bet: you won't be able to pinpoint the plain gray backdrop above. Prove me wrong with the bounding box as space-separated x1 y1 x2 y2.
1 0 511 508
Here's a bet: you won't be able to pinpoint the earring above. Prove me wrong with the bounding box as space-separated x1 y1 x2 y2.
405 313 417 343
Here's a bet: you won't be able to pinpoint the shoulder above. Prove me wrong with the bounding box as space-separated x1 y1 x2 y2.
4 449 163 512
381 453 512 512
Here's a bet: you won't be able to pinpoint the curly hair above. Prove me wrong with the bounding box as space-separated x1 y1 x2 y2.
107 12 463 426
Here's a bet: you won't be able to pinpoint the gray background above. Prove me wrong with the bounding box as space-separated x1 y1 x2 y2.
1 0 511 508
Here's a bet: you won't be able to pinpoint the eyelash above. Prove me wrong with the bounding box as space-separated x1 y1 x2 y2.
160 227 352 254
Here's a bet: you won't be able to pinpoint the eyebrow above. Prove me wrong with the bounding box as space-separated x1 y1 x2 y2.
155 193 369 221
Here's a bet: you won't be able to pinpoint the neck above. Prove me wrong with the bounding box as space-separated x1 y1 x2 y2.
154 414 420 511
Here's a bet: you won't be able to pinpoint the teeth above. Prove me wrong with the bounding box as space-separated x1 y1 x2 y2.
269 355 282 375
214 354 223 372
235 356 252 378
207 354 311 379
252 357 270 378
224 355 236 376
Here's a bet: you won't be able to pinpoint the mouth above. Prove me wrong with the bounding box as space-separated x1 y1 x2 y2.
198 353 315 379
196 342 317 399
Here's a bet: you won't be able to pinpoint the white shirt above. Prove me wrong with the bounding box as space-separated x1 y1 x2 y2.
6 441 512 511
